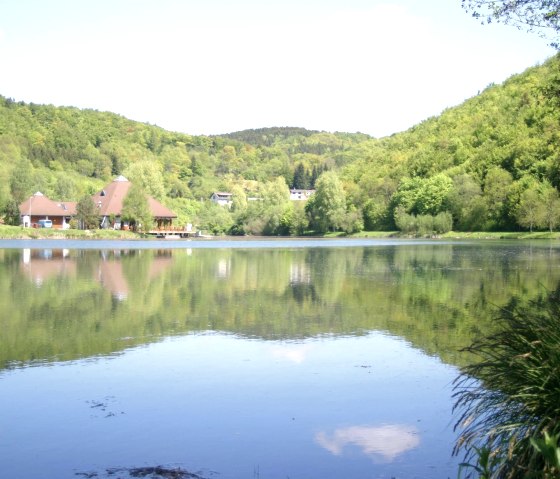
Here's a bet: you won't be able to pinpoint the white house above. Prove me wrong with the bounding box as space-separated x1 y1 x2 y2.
289 189 315 201
210 192 233 207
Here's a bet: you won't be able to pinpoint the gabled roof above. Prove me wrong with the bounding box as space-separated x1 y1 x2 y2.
147 197 177 218
92 176 177 218
19 192 77 216
92 178 132 216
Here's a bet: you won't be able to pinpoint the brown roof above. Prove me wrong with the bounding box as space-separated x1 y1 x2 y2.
19 192 77 216
91 176 132 216
92 176 176 219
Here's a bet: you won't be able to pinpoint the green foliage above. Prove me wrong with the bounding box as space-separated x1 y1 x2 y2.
394 207 453 236
75 194 99 229
123 160 165 200
530 431 560 477
516 188 544 232
2 55 560 234
236 177 292 235
306 171 347 233
453 287 560 478
458 446 500 479
2 198 21 226
462 0 560 48
196 201 233 235
121 183 153 232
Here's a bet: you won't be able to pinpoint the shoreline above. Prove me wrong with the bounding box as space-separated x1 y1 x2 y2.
1 224 560 241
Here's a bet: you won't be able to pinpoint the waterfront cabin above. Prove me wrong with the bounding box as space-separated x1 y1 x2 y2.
19 192 76 229
92 175 177 229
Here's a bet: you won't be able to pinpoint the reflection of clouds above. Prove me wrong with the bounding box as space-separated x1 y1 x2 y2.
316 424 420 462
270 344 313 364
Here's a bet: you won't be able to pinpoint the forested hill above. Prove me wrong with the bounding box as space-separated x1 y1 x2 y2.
217 127 322 146
1 54 560 234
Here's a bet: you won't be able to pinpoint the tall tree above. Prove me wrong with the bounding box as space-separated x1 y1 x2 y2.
122 183 153 232
3 198 21 226
484 167 514 229
76 195 99 229
516 188 544 231
260 177 291 234
540 185 560 232
292 163 310 189
306 171 346 233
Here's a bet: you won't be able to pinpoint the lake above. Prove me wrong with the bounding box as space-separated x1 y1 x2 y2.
1 238 559 479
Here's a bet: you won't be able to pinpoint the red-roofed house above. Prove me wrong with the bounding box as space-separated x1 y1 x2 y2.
92 175 177 229
18 176 177 230
19 192 77 229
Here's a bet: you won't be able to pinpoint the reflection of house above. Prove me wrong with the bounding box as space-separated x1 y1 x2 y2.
289 262 311 284
210 192 233 207
19 192 77 229
96 250 174 301
289 189 315 201
20 249 77 286
216 258 231 278
18 176 177 230
92 175 177 229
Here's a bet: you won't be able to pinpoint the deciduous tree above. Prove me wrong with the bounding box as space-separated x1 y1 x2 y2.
516 188 543 231
306 171 346 233
122 184 153 232
76 195 99 229
541 185 560 232
462 0 560 47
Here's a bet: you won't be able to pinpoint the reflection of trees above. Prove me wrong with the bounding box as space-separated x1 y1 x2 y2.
2 243 560 370
1 249 174 369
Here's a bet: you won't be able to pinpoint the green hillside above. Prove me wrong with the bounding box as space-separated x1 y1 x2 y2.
1 54 560 235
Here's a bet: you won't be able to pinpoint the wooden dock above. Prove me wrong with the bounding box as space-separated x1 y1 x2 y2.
147 229 212 239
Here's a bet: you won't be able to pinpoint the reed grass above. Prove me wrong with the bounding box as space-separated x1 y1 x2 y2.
453 288 560 478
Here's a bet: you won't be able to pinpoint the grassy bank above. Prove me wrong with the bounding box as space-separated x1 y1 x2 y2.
0 224 141 240
347 230 560 240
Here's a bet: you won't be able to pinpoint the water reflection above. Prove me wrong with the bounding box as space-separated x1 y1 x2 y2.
3 241 560 479
20 248 173 301
21 248 76 286
270 343 314 363
3 242 560 370
316 424 421 462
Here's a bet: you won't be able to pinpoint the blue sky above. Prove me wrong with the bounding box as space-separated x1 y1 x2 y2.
0 0 555 137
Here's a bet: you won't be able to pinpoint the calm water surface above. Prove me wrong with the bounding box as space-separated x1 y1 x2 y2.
1 238 560 479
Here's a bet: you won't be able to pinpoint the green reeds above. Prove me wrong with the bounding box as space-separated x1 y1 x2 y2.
453 288 560 478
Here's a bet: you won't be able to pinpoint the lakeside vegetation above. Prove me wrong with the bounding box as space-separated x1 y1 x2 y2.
0 224 138 240
454 287 560 478
2 55 560 237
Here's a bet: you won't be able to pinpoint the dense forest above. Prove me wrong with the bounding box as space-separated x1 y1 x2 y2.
1 54 560 235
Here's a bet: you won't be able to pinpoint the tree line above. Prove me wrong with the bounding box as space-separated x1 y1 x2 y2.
1 54 560 235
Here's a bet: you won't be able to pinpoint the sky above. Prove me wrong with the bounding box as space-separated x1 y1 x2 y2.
0 0 556 137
